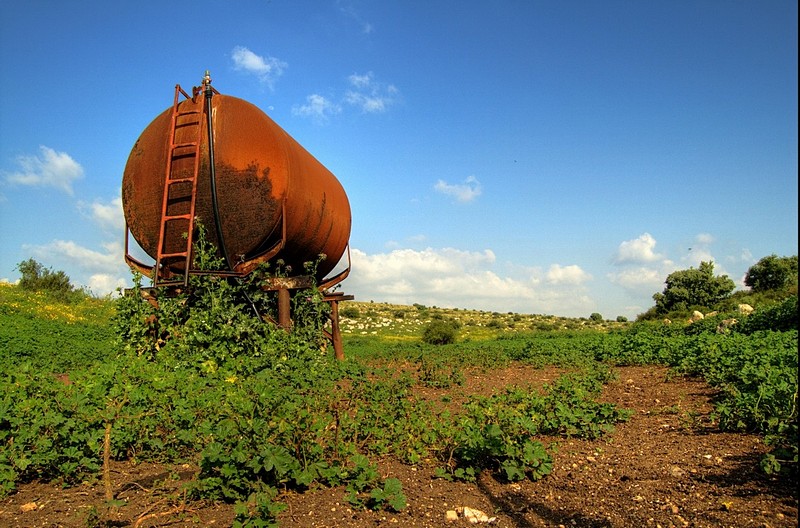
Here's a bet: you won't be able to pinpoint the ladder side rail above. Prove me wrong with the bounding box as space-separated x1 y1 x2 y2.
180 90 206 286
154 85 185 286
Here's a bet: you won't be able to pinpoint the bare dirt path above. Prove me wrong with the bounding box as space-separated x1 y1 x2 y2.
2 366 796 527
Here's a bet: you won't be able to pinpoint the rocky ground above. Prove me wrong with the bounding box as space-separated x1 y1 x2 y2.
2 365 796 527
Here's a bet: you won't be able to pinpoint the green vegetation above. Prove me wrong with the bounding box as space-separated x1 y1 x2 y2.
15 257 89 303
652 261 735 315
0 252 796 525
421 317 460 345
745 254 798 293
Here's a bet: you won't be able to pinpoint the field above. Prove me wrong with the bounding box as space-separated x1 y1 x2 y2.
1 283 797 527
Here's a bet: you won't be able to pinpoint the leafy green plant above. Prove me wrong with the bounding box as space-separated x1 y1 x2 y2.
421 318 459 345
368 477 407 512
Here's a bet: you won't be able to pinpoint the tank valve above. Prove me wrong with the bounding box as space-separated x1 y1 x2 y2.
202 70 212 88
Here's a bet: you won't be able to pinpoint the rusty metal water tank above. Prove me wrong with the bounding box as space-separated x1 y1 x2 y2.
122 82 351 283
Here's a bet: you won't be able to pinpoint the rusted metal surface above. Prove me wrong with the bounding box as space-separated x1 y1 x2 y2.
122 93 351 281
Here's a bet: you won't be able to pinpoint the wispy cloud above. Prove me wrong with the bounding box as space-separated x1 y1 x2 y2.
231 46 287 88
344 71 399 113
338 1 374 34
3 146 83 195
25 239 129 296
294 71 399 122
345 247 594 317
292 94 342 122
78 194 124 232
434 175 482 203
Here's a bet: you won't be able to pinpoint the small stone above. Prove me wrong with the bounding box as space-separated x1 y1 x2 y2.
20 502 38 512
446 510 459 522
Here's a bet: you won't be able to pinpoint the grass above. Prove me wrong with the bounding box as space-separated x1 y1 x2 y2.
0 283 117 371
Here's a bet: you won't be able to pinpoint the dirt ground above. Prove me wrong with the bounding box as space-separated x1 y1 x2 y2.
1 365 796 527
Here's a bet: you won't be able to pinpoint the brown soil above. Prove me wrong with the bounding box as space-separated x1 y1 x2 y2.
1 365 796 527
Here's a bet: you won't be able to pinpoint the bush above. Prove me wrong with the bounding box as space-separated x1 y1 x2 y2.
652 261 735 315
736 296 798 334
745 255 798 293
14 258 83 303
340 306 360 319
421 319 459 345
589 313 603 322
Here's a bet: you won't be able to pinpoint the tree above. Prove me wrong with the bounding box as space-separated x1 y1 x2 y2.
15 258 73 294
589 312 603 322
652 261 735 314
744 254 798 292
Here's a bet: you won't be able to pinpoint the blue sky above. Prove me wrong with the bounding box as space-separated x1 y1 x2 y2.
0 1 797 319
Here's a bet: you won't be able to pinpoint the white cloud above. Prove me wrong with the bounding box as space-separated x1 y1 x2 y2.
295 71 399 121
344 71 398 113
231 46 287 87
614 233 662 264
434 175 482 203
3 146 84 195
694 233 715 245
609 232 678 298
78 194 124 232
27 239 121 270
546 264 592 285
344 247 594 316
607 266 671 297
348 72 373 89
87 274 128 297
292 94 342 122
681 232 718 268
24 239 130 296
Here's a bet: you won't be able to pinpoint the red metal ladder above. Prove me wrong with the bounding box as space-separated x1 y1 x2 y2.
154 85 204 287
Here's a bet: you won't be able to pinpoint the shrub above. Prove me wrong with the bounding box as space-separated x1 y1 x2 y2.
340 306 360 319
421 318 459 345
736 296 798 334
14 258 84 303
589 313 603 322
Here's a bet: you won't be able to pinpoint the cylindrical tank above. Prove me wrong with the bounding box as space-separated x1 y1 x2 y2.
122 93 351 281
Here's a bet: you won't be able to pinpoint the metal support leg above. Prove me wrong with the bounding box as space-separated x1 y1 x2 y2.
330 300 344 360
278 287 291 330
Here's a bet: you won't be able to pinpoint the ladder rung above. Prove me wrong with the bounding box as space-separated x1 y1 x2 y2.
171 142 198 149
160 252 189 259
166 177 195 185
177 110 201 116
164 214 192 220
